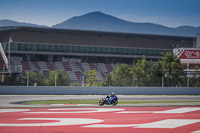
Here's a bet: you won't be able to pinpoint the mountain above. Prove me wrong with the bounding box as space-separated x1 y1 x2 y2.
0 12 199 37
0 19 47 28
53 11 200 37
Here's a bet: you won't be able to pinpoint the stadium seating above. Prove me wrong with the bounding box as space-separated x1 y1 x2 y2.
20 61 31 71
0 55 7 71
43 70 49 78
54 62 65 71
38 61 48 71
81 63 91 72
62 62 72 71
15 59 116 82
111 64 117 70
31 62 40 71
105 63 113 72
75 63 84 71
88 63 97 70
46 62 55 70
97 63 107 72
96 71 104 81
0 44 8 72
74 71 82 81
67 71 78 81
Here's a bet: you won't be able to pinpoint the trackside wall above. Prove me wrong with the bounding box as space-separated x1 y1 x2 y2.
0 86 200 95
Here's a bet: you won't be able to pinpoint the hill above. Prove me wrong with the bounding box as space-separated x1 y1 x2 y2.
1 12 199 37
53 11 200 37
0 19 47 28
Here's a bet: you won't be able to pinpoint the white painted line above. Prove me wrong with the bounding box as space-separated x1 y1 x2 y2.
26 108 125 113
154 107 200 113
0 118 104 126
50 104 65 106
135 119 200 128
77 104 94 106
83 119 200 129
191 130 200 133
0 109 30 113
83 124 136 128
117 107 200 114
116 111 152 113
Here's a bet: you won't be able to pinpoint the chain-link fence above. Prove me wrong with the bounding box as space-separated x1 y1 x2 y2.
0 75 200 87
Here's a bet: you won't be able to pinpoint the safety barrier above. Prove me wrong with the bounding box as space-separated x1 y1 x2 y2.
0 86 200 95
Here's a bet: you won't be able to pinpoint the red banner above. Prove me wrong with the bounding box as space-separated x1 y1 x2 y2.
174 48 200 59
179 49 200 59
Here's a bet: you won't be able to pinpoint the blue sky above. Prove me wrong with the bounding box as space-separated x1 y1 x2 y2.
0 0 200 27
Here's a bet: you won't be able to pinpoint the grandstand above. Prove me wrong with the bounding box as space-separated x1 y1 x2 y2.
0 43 8 72
0 26 196 83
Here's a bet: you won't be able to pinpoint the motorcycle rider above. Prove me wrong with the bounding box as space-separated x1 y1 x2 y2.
106 92 116 104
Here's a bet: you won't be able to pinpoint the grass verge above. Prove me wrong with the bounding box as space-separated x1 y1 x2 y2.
27 100 200 104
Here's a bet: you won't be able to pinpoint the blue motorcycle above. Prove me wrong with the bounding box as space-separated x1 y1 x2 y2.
99 95 118 106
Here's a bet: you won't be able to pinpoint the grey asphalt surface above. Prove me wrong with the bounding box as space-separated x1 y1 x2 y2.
0 95 200 107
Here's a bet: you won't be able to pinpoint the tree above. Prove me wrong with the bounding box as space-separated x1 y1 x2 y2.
37 71 46 85
101 74 112 86
190 65 200 87
111 63 132 86
153 52 185 87
130 56 153 86
85 69 98 86
26 71 45 86
47 70 69 86
57 70 70 86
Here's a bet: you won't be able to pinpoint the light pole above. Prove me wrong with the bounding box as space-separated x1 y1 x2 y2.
107 75 110 87
27 73 29 86
8 37 12 74
82 75 84 87
55 71 57 87
136 79 138 87
187 77 189 87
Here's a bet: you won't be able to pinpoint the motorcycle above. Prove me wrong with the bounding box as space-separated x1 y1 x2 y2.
99 95 118 106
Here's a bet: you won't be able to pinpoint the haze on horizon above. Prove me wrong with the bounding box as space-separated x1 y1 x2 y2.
0 0 200 28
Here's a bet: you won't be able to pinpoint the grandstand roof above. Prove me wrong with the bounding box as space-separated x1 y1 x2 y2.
0 26 195 49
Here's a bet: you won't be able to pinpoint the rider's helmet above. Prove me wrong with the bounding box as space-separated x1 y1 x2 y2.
111 92 116 97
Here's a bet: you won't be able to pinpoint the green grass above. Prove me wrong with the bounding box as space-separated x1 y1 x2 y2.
27 100 99 104
119 101 200 104
27 100 200 104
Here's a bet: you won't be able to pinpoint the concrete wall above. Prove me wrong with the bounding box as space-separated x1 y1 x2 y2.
0 86 200 95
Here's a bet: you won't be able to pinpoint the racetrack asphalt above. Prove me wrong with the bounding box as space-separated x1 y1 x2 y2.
0 95 200 133
0 95 200 107
0 106 200 133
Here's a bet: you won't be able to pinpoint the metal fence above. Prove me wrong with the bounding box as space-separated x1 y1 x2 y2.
0 77 199 87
